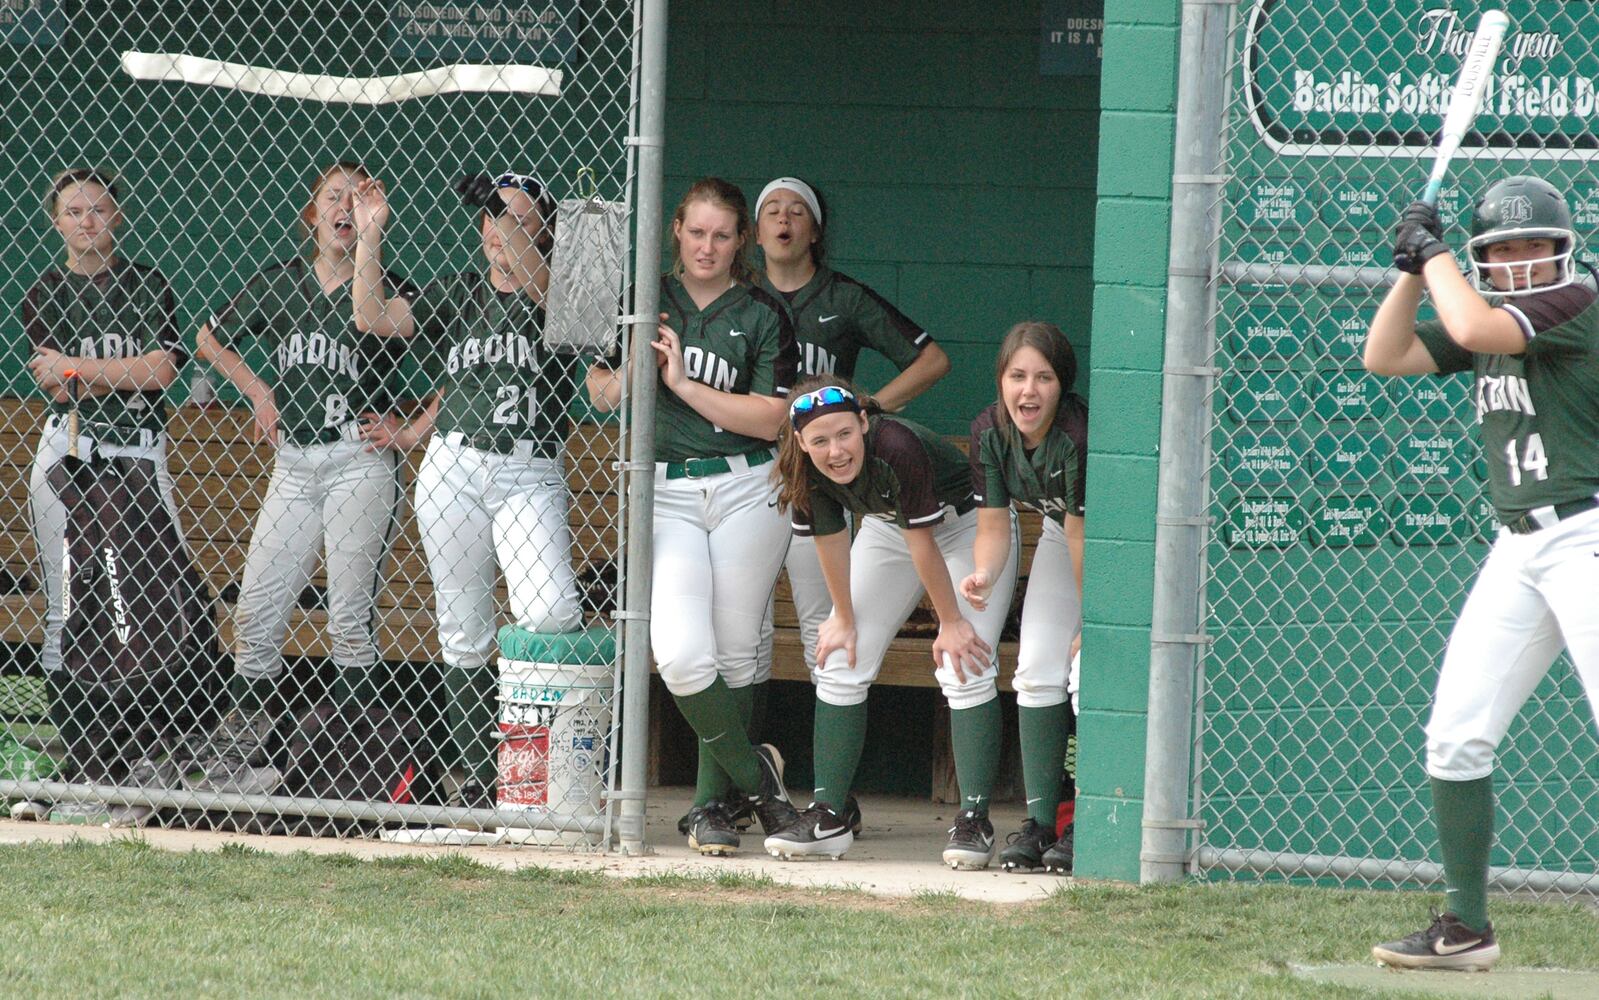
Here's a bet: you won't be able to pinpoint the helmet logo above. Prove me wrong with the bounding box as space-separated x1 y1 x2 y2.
1500 195 1533 225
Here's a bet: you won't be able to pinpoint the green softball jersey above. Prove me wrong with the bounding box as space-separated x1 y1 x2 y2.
209 258 415 437
968 396 1089 523
605 276 799 463
409 272 575 458
757 266 930 378
1415 282 1599 520
23 261 183 445
793 415 974 538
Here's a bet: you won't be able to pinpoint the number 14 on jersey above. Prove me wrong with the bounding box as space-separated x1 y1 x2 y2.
1505 433 1548 487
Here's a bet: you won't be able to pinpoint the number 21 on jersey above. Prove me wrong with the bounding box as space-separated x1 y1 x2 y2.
1505 433 1548 487
492 384 538 426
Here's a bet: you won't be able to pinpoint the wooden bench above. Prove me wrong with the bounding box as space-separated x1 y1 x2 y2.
0 396 1042 689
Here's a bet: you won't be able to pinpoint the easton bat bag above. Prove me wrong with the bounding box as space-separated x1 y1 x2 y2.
47 453 220 779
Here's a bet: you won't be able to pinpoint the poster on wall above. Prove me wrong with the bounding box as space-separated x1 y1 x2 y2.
1040 0 1103 77
1244 1 1599 158
389 1 579 64
1 0 61 46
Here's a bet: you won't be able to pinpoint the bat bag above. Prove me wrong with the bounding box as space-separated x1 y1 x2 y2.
47 453 220 782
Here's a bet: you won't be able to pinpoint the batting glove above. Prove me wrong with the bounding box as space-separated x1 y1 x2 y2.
1398 200 1444 239
1393 223 1452 275
453 172 498 211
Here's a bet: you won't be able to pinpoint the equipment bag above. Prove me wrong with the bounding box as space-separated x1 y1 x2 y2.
282 702 426 804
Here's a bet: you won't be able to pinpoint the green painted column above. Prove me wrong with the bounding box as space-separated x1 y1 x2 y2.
1075 0 1181 883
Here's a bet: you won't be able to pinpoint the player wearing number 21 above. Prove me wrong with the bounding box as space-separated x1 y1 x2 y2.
348 170 586 810
1364 176 1599 971
191 162 416 794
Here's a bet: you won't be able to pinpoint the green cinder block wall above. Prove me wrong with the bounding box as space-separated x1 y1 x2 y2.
1074 0 1181 882
661 0 1100 436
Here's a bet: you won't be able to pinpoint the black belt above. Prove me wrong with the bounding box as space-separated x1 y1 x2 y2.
1504 496 1599 535
288 425 349 445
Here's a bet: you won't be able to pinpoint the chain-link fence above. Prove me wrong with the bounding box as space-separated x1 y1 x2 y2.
1192 1 1599 895
0 1 641 847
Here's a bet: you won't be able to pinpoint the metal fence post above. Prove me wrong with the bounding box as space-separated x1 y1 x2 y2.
615 0 667 856
1141 0 1233 884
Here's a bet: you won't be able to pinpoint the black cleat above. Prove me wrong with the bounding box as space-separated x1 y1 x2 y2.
184 708 281 795
842 793 863 837
746 744 800 835
999 817 1058 872
1372 911 1500 971
1042 825 1075 874
686 800 740 856
942 809 996 870
764 802 854 860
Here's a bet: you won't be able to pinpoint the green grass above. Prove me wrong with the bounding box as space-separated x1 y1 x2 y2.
1 840 1596 999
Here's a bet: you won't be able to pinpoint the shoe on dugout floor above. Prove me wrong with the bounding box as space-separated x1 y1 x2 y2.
999 817 1057 873
729 787 860 837
1042 825 1075 875
183 708 282 796
764 802 854 860
942 809 996 870
108 753 182 828
1372 911 1500 971
686 800 740 856
745 744 801 836
9 799 50 821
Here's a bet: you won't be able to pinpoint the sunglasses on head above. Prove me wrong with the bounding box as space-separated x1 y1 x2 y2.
789 385 857 424
494 172 548 198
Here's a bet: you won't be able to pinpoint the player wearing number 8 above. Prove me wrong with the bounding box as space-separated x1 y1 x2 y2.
348 169 585 809
191 162 415 794
1364 176 1599 970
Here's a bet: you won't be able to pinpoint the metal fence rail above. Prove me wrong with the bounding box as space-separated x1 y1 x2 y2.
0 1 647 849
1189 1 1599 896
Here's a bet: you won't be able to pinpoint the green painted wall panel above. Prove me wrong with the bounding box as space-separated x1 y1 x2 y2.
1084 454 1158 541
1074 794 1144 882
1099 24 1178 111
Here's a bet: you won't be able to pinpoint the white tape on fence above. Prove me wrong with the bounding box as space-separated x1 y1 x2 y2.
120 52 562 103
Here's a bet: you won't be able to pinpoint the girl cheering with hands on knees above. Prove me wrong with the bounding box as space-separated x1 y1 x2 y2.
586 177 803 856
962 322 1088 874
764 376 1017 867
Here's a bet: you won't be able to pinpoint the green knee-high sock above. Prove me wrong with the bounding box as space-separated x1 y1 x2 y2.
811 700 868 812
1018 702 1072 825
748 680 770 739
228 672 278 715
692 684 755 807
332 666 381 710
1432 775 1495 931
445 666 498 789
950 698 1003 816
673 677 761 793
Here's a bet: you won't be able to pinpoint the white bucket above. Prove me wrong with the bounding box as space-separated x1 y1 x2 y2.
496 657 612 846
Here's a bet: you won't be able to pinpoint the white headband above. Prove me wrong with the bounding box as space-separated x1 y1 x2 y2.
757 177 822 227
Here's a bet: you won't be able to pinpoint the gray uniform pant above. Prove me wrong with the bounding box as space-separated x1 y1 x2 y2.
232 437 401 678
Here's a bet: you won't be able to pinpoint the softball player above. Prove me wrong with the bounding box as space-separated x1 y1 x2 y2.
763 375 1019 866
711 177 950 835
1365 176 1599 971
17 167 186 822
587 177 802 855
349 170 584 808
960 321 1087 874
189 161 413 795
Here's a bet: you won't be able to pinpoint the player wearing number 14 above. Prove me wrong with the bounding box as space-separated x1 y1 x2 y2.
1364 176 1599 970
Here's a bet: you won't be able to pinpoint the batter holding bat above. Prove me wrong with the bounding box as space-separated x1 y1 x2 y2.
1363 173 1599 971
349 169 585 810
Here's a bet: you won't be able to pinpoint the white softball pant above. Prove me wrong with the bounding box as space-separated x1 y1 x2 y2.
815 506 1018 711
1015 517 1079 709
413 435 582 673
752 521 840 681
651 461 790 697
1425 505 1599 781
28 416 178 674
232 438 401 678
